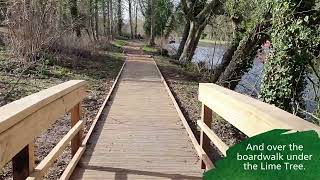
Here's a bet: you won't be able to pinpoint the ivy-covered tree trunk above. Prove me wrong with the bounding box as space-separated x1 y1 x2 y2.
260 0 319 114
175 20 190 58
217 23 269 89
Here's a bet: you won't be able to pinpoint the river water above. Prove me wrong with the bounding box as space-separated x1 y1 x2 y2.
166 43 318 115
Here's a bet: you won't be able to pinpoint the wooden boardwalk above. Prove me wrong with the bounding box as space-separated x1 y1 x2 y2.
71 43 203 179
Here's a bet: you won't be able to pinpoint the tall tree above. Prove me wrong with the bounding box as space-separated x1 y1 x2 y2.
117 0 123 36
102 0 107 35
134 0 138 36
149 0 155 46
95 0 99 39
109 0 114 39
69 0 81 37
128 0 134 38
179 0 223 63
175 19 189 58
214 0 272 89
217 23 269 89
89 0 96 39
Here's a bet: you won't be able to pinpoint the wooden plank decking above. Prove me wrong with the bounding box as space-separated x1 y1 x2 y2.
71 43 203 179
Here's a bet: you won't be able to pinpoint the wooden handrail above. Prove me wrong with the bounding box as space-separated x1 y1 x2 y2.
0 80 87 180
197 83 320 169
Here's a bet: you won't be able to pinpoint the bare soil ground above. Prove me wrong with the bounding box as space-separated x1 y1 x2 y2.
0 47 124 179
154 56 247 159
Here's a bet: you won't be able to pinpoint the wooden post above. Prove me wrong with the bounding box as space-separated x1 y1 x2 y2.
12 143 35 180
200 104 212 169
70 103 82 156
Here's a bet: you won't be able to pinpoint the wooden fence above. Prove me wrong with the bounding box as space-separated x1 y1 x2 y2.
0 80 87 180
197 83 320 170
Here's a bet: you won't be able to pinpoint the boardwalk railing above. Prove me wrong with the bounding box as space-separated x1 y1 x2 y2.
197 83 320 170
0 80 87 180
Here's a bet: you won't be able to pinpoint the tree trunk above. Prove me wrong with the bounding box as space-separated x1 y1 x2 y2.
211 18 243 82
188 23 206 61
102 0 107 36
109 0 114 39
217 24 269 90
149 0 155 46
175 20 190 58
117 0 122 36
179 20 206 63
106 0 110 37
134 0 138 37
128 0 134 39
89 0 96 40
69 0 81 37
95 0 99 40
164 14 175 40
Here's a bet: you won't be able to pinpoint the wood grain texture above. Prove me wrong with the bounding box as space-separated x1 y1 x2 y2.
27 120 84 180
198 83 320 137
200 104 212 169
71 46 203 179
0 80 86 134
0 86 87 169
197 121 228 156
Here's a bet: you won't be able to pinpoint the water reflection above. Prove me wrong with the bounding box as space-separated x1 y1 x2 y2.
166 43 318 116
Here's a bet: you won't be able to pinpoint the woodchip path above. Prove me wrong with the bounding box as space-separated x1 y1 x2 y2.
71 42 203 179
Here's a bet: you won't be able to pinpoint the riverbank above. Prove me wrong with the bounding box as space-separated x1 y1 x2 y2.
0 43 125 179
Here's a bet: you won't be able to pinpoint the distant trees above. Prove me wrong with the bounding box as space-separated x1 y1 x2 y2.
69 0 81 37
178 0 223 63
140 0 173 46
2 0 127 61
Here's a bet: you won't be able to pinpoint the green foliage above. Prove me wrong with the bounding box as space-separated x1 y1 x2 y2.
144 0 173 36
111 39 128 48
260 0 320 113
142 45 159 53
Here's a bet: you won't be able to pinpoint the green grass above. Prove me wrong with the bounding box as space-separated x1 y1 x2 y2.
142 45 159 53
111 39 128 48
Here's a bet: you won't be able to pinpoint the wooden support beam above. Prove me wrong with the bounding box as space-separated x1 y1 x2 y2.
59 146 85 180
198 83 320 137
0 87 87 168
27 120 84 180
71 103 82 156
12 143 34 180
198 120 229 156
200 104 212 169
